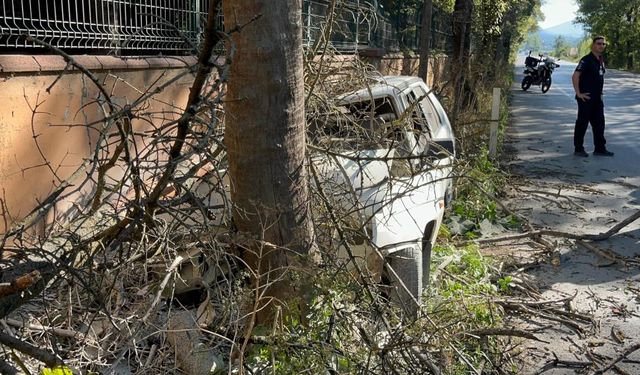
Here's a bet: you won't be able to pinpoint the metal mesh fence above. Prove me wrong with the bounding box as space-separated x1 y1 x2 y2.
0 0 209 53
301 0 406 53
303 0 371 52
430 7 453 53
386 6 453 53
367 10 399 52
0 0 447 55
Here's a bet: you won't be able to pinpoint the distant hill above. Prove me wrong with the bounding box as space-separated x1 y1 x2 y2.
542 21 585 39
524 21 586 53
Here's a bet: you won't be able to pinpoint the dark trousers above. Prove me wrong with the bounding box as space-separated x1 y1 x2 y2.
574 97 606 152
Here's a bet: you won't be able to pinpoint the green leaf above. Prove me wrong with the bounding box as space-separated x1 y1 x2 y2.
40 367 73 375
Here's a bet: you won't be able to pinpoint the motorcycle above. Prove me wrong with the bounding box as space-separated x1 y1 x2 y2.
521 51 560 93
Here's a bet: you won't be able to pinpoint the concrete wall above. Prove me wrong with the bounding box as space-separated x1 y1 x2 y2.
0 55 196 234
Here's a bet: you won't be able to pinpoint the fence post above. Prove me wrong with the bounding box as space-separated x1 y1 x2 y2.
489 87 501 158
194 0 202 47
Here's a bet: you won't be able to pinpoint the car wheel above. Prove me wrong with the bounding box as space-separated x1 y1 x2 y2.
386 246 422 318
521 76 532 91
541 76 552 93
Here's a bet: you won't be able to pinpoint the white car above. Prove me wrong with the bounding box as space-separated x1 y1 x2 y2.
312 76 455 315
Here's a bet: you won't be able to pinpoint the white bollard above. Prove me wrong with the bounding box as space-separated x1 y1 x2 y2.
489 88 501 158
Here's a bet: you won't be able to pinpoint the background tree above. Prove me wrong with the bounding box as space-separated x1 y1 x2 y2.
472 0 541 79
577 35 593 57
380 0 422 48
418 0 434 81
497 0 541 63
524 33 543 53
222 0 315 321
576 0 640 70
451 0 473 120
552 35 571 58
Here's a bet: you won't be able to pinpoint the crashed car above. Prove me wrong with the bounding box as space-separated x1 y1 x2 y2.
311 76 455 315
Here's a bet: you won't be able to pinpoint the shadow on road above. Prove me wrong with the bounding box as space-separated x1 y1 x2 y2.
534 232 640 287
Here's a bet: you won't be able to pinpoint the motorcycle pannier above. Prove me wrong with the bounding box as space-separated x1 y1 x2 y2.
525 56 539 67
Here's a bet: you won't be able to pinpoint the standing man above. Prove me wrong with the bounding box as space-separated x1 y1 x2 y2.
573 36 613 157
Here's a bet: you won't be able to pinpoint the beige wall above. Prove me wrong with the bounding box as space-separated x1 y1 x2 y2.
0 56 196 234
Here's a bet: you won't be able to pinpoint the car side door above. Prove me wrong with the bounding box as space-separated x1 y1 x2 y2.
405 84 454 203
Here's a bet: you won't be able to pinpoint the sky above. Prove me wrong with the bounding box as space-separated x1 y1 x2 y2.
539 0 579 29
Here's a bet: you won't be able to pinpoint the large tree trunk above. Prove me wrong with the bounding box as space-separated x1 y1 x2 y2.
451 0 473 121
418 0 433 83
222 0 315 321
452 0 473 71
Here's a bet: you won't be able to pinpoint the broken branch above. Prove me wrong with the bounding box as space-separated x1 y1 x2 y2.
0 271 41 298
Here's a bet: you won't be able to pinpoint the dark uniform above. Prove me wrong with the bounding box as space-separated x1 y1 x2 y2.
574 52 606 153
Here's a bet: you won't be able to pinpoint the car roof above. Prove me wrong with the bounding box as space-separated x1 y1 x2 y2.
337 75 426 104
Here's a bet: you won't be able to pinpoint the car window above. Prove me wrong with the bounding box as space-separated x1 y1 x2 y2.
410 85 441 135
402 89 449 165
405 90 430 137
404 91 433 159
344 97 396 121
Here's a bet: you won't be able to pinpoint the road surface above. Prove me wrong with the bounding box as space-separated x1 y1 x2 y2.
507 56 640 373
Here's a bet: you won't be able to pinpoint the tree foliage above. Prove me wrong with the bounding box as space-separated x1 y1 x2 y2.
576 0 640 69
523 33 543 53
446 0 542 132
553 35 572 58
473 0 542 71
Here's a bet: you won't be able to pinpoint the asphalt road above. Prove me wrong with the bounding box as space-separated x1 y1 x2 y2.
508 57 640 373
511 57 640 185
